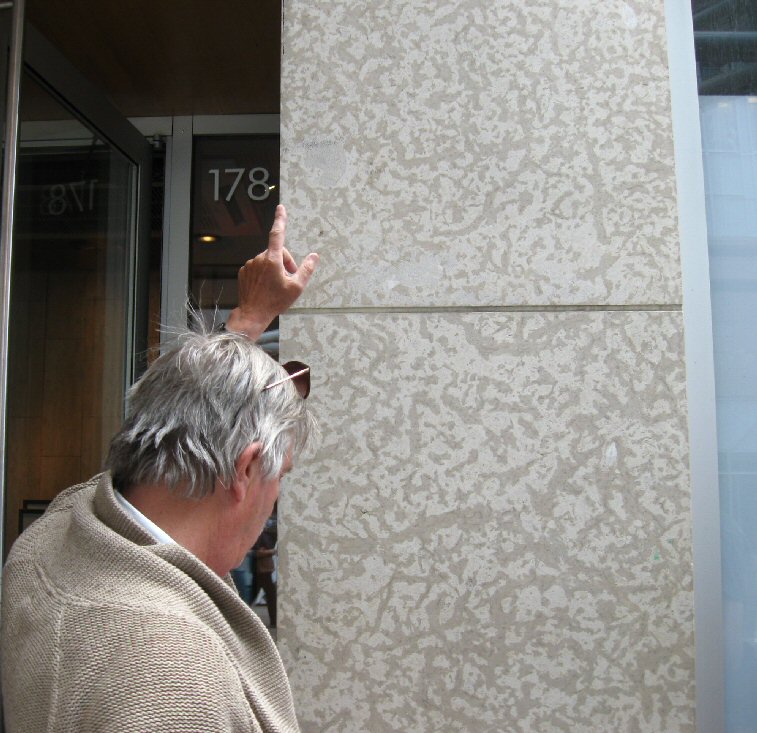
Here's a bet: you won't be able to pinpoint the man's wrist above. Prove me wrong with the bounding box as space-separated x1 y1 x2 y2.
224 307 272 341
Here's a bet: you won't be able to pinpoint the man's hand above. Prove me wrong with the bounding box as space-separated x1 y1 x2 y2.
225 205 319 341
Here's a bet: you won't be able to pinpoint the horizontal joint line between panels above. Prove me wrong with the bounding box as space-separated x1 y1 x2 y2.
288 304 684 315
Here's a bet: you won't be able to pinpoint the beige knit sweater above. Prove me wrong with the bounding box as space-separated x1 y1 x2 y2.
1 473 301 732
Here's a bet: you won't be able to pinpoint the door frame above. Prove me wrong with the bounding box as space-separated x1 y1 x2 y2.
23 25 153 381
0 20 152 563
141 113 280 342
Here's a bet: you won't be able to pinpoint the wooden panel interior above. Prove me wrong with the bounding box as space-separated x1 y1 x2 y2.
5 245 123 555
26 0 281 117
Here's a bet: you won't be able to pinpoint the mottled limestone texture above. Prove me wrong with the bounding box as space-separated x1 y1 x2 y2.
281 0 679 308
280 0 693 730
279 312 693 733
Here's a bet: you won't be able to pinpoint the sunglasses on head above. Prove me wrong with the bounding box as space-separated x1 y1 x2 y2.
262 360 310 399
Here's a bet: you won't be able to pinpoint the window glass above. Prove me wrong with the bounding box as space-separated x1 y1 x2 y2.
5 71 135 555
693 0 757 94
189 134 280 354
693 2 757 730
189 134 280 627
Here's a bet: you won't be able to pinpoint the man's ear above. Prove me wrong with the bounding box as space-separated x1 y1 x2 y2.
230 442 263 501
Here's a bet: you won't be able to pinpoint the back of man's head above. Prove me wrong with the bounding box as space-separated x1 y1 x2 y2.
107 330 314 498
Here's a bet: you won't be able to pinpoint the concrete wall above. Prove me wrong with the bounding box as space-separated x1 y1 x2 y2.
279 1 694 730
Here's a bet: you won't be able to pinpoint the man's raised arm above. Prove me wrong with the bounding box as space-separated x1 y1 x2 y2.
225 204 319 340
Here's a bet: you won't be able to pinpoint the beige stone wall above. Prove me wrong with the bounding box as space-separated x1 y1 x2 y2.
279 1 694 730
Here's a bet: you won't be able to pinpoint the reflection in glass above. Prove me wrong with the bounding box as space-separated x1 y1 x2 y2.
190 135 282 621
692 0 757 94
3 71 135 556
232 512 278 633
703 95 757 733
189 135 280 354
694 1 757 728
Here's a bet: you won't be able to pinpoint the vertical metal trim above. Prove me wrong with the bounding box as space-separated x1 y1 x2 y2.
132 145 152 380
0 0 25 571
160 116 192 346
664 1 725 731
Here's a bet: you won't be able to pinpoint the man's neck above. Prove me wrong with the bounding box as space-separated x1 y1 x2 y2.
123 482 230 575
114 490 175 544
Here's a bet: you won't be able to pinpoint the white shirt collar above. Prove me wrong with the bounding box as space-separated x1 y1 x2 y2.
114 490 176 545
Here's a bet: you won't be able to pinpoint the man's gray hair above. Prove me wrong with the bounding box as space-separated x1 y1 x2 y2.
107 330 315 498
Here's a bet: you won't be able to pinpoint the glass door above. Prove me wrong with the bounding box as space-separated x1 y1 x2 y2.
2 26 151 556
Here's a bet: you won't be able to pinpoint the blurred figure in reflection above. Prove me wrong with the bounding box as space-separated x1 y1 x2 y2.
252 516 278 627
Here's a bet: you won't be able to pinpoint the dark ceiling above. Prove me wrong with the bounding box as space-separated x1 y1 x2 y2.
26 0 281 117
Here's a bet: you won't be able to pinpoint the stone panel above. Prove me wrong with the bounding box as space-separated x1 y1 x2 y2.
281 0 680 309
278 311 694 732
